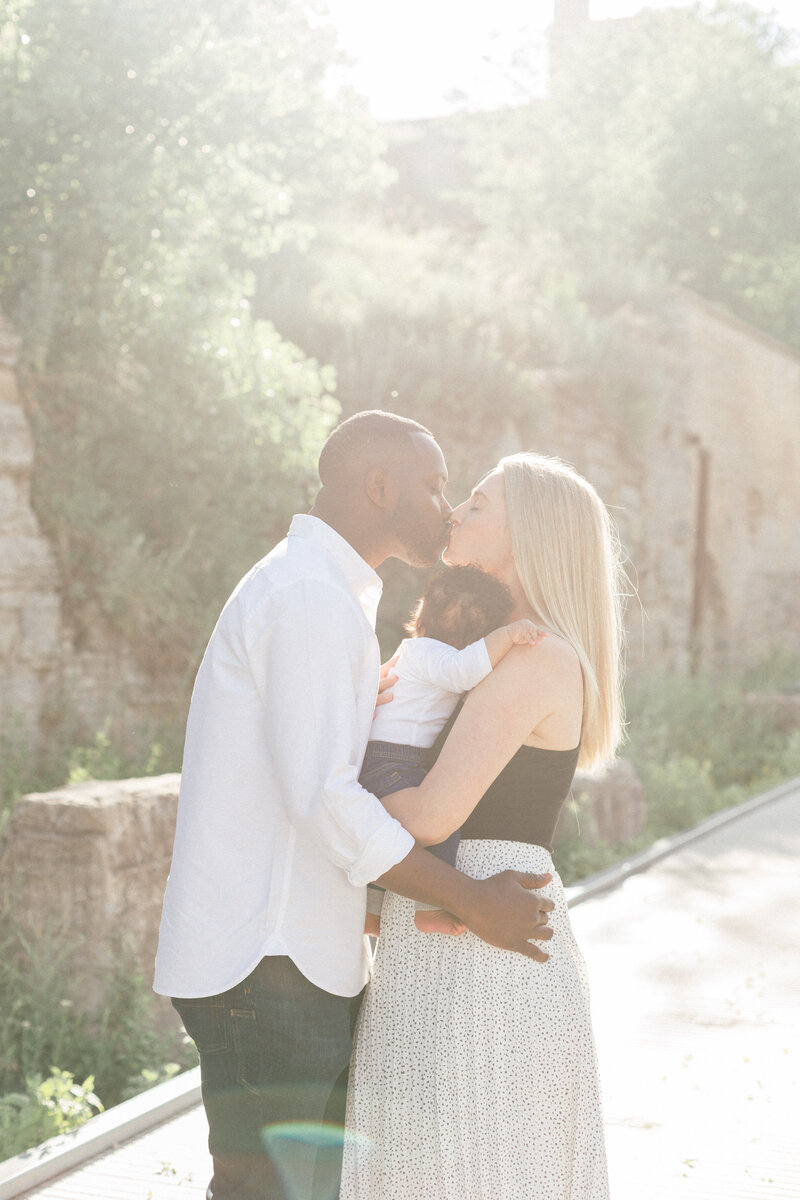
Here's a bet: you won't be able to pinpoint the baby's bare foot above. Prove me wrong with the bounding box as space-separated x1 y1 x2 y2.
364 912 381 937
414 909 467 936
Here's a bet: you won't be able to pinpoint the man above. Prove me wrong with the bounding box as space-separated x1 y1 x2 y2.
154 411 553 1200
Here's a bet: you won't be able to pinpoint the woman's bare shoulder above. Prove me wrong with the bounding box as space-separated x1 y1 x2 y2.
472 634 579 727
500 631 580 684
533 630 580 665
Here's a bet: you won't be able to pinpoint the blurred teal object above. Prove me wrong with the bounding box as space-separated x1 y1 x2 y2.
262 1121 371 1200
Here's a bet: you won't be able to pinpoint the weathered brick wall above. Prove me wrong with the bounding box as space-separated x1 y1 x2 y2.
0 774 181 1022
0 317 63 739
497 291 800 671
0 763 646 1018
680 293 800 664
0 314 180 747
1 289 799 744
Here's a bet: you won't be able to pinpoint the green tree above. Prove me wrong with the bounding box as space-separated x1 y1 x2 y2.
255 219 660 648
463 2 800 347
0 0 387 675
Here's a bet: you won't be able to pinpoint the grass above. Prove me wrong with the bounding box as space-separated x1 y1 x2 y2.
554 657 800 885
0 921 197 1161
0 708 182 834
2 656 799 1154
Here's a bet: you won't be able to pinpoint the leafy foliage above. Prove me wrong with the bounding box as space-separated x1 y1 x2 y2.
462 2 800 348
0 1069 102 1160
1 704 179 828
554 664 800 883
624 667 800 793
0 0 389 674
0 921 196 1156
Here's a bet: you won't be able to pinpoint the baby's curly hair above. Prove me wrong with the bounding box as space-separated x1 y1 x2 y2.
406 566 514 649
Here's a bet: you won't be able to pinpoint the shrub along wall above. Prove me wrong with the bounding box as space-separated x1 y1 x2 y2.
0 762 646 1018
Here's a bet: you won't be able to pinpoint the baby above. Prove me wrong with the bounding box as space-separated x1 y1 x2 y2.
363 564 545 937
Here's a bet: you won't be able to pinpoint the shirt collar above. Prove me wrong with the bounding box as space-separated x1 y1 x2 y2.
288 514 383 626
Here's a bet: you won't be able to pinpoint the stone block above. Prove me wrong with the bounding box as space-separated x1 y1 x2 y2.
745 692 800 735
561 757 647 845
0 774 181 1015
0 534 60 591
0 606 20 658
0 476 38 537
0 401 34 472
19 592 62 663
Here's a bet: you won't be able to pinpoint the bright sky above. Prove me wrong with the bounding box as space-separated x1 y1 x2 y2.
324 0 800 120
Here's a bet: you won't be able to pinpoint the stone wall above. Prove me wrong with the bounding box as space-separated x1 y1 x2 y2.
2 286 799 747
680 293 800 665
0 313 181 749
0 774 181 1023
502 290 800 672
0 763 645 1019
0 316 62 740
566 759 647 845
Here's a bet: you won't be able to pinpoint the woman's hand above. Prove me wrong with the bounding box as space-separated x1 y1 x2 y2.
374 654 399 719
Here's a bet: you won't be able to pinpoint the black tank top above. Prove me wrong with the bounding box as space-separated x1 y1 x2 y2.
459 743 580 852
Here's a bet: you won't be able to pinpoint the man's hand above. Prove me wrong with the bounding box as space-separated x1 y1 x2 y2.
459 871 555 962
376 849 554 961
374 654 399 716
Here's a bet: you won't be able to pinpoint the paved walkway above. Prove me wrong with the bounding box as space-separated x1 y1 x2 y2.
575 784 799 1199
17 785 800 1199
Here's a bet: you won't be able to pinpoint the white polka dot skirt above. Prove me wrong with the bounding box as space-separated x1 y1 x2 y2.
342 840 609 1200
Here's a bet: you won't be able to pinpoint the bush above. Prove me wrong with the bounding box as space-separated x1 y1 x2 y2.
636 756 744 840
0 1070 102 1161
0 922 196 1158
1 709 182 828
554 664 800 884
624 668 798 792
66 720 168 787
741 651 800 694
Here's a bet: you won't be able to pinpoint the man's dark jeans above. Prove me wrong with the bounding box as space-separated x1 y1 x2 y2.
173 956 362 1200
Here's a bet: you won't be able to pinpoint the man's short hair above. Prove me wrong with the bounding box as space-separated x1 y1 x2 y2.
318 410 434 488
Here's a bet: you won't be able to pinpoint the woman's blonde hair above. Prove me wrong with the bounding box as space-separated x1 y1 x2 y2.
500 453 625 771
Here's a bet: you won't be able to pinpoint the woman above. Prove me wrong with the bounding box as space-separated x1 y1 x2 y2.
341 452 624 1200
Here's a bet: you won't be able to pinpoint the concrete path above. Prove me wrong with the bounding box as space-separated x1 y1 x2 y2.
12 1105 208 1199
15 785 800 1199
575 784 800 1199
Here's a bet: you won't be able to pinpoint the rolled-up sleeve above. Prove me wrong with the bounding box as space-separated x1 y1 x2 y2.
245 580 415 887
403 636 492 694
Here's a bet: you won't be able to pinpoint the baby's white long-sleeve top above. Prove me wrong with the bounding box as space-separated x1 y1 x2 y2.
369 636 492 749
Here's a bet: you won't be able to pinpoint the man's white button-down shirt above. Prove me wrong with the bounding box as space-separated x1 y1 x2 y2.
154 515 415 999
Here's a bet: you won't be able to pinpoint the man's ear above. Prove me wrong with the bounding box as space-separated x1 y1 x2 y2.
365 467 399 510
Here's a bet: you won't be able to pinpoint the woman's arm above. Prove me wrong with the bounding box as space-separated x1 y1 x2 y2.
380 636 582 845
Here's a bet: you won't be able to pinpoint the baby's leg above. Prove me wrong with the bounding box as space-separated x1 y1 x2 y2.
365 883 384 937
364 911 381 937
413 908 467 935
413 829 464 933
